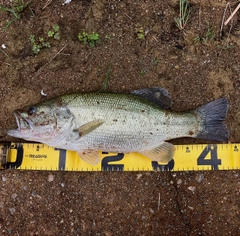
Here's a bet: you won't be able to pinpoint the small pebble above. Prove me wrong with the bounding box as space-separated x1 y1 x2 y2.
196 174 204 183
149 208 154 214
11 193 17 200
136 174 142 179
61 183 65 187
48 174 54 182
177 179 182 185
9 208 16 215
188 186 196 193
62 0 71 5
2 176 7 182
1 44 6 49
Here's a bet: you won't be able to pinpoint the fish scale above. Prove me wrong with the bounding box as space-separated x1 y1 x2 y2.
63 93 174 150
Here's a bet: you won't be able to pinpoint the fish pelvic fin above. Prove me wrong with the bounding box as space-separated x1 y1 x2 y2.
77 150 100 165
195 98 229 141
74 119 104 139
140 142 175 163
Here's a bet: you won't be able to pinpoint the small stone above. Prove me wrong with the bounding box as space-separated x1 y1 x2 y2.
177 179 182 185
2 176 7 182
11 193 17 200
196 174 204 183
136 174 142 179
149 208 154 214
188 186 196 193
9 208 16 215
61 183 65 187
48 174 54 182
1 44 6 49
62 0 71 5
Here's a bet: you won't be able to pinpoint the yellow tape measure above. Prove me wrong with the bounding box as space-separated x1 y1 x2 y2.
0 143 239 171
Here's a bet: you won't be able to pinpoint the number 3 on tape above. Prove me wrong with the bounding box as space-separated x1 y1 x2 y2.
197 144 221 170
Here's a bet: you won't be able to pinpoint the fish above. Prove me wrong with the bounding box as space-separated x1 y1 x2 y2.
7 87 229 165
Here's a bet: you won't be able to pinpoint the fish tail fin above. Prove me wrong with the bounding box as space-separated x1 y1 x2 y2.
195 98 229 141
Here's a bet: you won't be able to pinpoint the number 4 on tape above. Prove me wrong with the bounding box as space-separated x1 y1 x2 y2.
197 144 221 170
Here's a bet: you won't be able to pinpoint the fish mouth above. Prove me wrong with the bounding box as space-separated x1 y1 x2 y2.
13 111 34 130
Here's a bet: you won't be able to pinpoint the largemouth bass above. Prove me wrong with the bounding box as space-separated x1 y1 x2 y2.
7 88 229 165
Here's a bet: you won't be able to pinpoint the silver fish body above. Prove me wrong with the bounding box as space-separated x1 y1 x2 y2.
7 88 229 165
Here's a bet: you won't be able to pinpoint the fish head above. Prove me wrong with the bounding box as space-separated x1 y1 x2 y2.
7 101 74 143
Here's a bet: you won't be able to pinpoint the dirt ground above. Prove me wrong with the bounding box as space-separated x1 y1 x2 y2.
0 0 240 235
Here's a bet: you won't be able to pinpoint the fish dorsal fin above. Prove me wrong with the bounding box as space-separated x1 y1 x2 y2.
139 142 175 163
131 87 172 109
74 119 104 139
77 150 100 165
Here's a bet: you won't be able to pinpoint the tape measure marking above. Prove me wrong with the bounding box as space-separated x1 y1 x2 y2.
1 142 240 171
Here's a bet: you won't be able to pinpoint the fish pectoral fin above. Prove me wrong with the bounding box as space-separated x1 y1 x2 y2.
77 150 100 165
74 119 104 139
140 142 175 163
131 87 172 109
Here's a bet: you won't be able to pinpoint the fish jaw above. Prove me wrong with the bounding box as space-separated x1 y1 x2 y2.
7 129 22 138
7 111 34 139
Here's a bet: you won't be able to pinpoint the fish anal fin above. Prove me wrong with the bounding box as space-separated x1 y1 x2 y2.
75 119 104 139
77 150 100 165
140 142 175 163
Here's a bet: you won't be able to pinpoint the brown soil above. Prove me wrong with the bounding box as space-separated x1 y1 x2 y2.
1 0 240 235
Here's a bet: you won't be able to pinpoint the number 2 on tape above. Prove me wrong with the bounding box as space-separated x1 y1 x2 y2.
197 144 221 170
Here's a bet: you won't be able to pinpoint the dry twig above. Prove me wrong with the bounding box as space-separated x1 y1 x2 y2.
220 2 232 37
157 193 160 211
43 0 53 9
198 0 201 31
37 44 68 73
224 3 240 26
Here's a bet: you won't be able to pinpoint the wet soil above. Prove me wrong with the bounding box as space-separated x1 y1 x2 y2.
0 0 240 235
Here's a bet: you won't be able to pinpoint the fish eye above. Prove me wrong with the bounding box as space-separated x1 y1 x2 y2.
28 107 36 116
